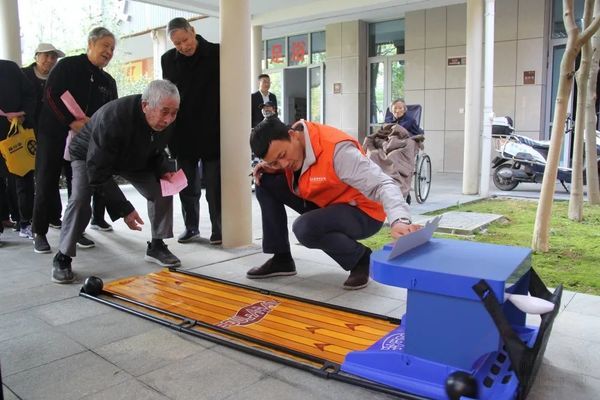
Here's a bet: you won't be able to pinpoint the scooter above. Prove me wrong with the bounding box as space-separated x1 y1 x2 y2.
491 116 600 191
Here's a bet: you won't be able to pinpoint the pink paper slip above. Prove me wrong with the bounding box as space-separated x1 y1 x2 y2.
60 91 86 119
160 169 188 196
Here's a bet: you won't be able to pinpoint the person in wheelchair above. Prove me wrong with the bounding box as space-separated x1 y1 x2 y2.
385 99 422 137
363 123 423 205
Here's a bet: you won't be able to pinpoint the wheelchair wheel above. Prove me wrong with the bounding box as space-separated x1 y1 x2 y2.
414 154 432 203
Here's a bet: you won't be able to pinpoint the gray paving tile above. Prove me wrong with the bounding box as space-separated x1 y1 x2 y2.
565 292 600 317
543 332 600 379
0 268 50 293
4 351 130 400
528 362 600 400
272 365 399 400
559 289 577 310
275 278 347 302
210 343 284 375
552 310 600 343
56 308 157 349
0 310 52 343
223 377 315 400
0 329 85 376
139 349 264 400
0 282 78 316
2 385 20 400
95 328 207 377
328 290 406 316
361 280 408 301
387 303 408 319
80 378 170 400
31 296 113 326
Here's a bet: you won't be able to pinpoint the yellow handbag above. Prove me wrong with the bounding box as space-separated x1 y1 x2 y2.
0 118 36 176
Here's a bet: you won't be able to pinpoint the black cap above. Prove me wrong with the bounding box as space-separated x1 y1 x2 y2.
259 101 275 109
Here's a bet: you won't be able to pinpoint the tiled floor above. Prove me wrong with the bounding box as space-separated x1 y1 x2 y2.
1 173 598 399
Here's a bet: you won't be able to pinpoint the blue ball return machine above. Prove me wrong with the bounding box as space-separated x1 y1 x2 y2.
341 218 562 399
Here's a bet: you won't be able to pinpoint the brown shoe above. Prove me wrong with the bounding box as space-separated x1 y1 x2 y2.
343 249 372 290
247 257 297 279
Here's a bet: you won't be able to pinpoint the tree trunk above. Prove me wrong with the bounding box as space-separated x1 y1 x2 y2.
532 41 578 251
569 0 594 220
585 1 600 204
533 0 600 251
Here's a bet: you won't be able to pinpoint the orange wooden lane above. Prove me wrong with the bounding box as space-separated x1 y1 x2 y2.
105 269 399 364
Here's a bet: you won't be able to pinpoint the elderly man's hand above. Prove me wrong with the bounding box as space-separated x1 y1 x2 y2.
391 222 421 239
124 210 144 231
252 161 280 186
69 117 90 133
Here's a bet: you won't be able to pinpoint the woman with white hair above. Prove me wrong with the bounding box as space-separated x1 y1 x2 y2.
32 27 118 254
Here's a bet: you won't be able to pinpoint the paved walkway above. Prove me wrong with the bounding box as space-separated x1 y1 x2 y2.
1 173 598 399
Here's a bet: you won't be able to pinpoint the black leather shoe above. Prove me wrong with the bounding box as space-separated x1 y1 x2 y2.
177 229 200 243
246 257 297 279
343 248 372 290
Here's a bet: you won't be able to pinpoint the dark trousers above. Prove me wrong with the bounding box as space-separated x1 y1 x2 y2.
0 176 18 222
11 171 34 228
32 131 65 235
256 173 383 270
178 157 221 236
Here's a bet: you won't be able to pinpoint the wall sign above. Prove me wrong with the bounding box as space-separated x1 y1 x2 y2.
524 70 535 84
448 57 466 66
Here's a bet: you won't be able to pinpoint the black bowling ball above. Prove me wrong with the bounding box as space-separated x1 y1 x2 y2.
82 276 104 296
445 371 479 400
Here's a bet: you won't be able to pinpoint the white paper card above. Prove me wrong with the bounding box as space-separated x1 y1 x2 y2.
387 215 441 261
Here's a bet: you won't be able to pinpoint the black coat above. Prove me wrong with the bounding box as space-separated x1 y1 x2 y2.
251 91 277 128
70 95 173 219
21 63 46 126
38 54 118 140
161 35 220 160
0 60 35 137
0 60 35 176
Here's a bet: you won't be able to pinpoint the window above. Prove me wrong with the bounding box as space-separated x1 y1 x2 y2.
552 0 585 38
311 31 326 63
288 34 308 66
267 38 286 69
368 20 405 128
368 19 405 57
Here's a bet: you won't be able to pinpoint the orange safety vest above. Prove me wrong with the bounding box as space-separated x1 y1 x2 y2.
285 121 386 222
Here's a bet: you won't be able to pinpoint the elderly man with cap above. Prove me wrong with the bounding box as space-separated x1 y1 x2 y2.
22 44 66 231
251 74 278 128
22 43 65 125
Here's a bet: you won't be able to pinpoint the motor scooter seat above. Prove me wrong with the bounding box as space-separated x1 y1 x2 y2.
515 135 550 150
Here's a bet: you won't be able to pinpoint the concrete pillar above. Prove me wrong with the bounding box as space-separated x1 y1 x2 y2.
462 0 483 194
479 0 495 197
251 25 262 92
220 0 252 247
0 0 22 63
152 28 168 79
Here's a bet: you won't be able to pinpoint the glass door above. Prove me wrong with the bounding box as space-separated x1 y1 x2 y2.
368 55 405 133
308 64 324 123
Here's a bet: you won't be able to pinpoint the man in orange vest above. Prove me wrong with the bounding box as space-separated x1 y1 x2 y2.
249 117 419 290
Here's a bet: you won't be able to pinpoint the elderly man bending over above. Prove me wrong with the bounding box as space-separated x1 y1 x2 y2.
51 80 181 283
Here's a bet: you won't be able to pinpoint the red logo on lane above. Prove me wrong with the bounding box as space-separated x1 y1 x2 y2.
217 300 279 328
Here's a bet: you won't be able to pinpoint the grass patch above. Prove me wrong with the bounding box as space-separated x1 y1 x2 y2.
362 198 600 295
